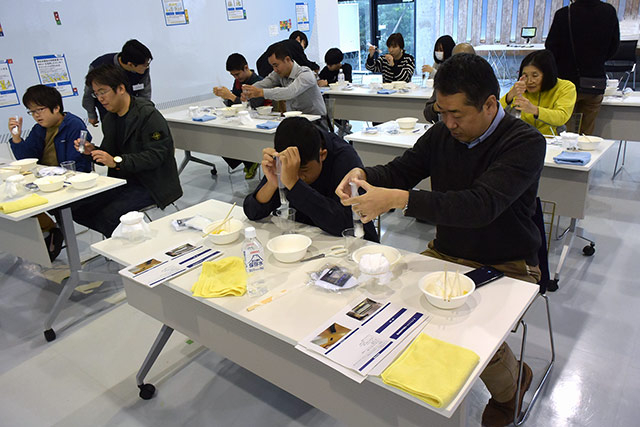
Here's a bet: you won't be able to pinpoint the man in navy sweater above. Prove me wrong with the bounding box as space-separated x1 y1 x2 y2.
243 117 377 242
337 54 545 427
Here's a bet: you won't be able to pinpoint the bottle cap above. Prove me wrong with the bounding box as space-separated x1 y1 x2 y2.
244 226 256 238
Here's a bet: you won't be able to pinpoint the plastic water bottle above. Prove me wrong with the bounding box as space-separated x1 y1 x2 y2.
338 69 345 85
11 116 20 136
77 130 88 153
242 227 267 297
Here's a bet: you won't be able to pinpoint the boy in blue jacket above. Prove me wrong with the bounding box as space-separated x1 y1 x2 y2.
8 84 92 260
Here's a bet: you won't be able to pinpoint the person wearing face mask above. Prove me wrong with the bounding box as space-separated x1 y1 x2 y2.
500 49 576 135
421 35 455 78
366 33 415 83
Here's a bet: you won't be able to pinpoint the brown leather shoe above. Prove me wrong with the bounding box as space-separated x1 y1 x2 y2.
481 362 533 427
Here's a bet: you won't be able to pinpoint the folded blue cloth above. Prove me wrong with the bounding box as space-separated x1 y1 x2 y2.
192 115 216 122
256 121 279 129
553 151 591 165
377 89 397 95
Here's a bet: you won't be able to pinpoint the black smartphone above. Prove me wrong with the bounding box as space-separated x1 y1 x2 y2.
464 266 504 288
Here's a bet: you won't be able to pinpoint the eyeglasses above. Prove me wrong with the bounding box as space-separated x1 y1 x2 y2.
27 107 48 116
91 88 112 99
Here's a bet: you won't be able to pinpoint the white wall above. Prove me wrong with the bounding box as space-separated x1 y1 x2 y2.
1 0 318 132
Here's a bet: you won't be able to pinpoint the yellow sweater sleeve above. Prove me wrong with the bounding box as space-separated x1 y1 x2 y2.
536 79 577 127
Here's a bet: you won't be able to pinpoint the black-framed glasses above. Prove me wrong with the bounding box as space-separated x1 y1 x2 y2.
91 88 112 99
27 107 48 116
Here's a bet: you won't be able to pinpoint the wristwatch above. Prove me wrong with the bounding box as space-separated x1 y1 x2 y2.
113 155 123 169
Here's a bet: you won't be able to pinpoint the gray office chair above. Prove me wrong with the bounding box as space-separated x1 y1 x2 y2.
605 40 637 90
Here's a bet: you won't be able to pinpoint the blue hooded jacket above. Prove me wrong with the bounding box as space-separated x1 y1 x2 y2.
10 112 92 172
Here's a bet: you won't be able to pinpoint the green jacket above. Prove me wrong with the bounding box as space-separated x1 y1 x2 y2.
99 97 182 208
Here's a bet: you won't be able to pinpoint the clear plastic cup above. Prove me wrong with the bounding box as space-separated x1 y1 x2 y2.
273 206 296 234
342 227 365 258
60 160 76 174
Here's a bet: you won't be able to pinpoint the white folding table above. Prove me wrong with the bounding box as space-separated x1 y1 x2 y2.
0 169 125 341
92 199 539 427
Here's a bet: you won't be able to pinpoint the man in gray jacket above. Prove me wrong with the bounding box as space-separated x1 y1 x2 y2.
242 43 326 118
72 64 181 237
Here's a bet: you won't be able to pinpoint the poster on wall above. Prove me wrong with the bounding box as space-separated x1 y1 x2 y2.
226 0 246 21
0 60 19 107
295 2 309 31
33 54 75 98
162 0 188 26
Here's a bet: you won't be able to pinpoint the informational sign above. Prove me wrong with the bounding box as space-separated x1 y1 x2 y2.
33 54 75 98
226 0 246 21
0 60 19 107
163 0 188 26
295 2 309 31
338 2 360 53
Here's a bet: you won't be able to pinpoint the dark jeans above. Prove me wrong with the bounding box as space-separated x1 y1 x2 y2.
71 183 155 237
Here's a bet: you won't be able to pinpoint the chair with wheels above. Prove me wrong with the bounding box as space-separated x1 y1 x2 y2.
605 40 637 90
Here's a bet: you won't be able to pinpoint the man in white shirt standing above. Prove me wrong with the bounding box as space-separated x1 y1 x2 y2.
242 43 327 120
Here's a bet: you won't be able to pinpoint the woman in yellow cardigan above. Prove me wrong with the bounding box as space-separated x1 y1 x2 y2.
500 49 576 135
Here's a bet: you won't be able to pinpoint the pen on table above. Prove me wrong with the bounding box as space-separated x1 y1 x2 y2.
186 251 221 269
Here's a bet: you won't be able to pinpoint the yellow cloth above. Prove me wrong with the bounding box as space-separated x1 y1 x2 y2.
0 194 49 214
191 256 247 298
500 78 576 135
381 333 479 409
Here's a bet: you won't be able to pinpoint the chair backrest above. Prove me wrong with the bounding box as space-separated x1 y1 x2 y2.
611 40 638 62
564 112 583 134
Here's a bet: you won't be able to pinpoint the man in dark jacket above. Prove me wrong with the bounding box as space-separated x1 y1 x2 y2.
256 31 319 78
244 117 377 242
337 54 545 427
213 53 264 178
72 64 182 237
545 0 619 134
82 39 153 126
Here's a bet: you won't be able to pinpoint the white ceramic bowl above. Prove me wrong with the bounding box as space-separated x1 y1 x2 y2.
204 218 244 245
216 107 236 117
10 158 38 172
577 135 603 151
352 245 401 266
267 234 312 263
396 117 419 130
392 81 407 89
0 166 21 181
283 111 302 118
256 106 273 115
34 175 65 192
68 172 99 189
419 271 476 310
381 83 394 90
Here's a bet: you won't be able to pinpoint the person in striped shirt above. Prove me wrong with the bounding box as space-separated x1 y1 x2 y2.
366 33 416 83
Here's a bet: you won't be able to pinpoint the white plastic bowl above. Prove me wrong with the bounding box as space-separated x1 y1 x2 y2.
216 107 236 117
204 218 244 245
329 82 341 89
256 106 273 115
267 234 312 263
0 166 21 181
230 103 245 110
68 172 99 189
396 117 419 130
10 158 38 172
577 135 603 151
392 81 407 89
419 271 475 310
351 245 401 266
425 79 434 88
283 111 302 118
381 83 394 90
34 175 65 192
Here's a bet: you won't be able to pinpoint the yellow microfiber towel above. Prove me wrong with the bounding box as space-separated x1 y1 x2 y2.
381 333 480 409
0 193 48 214
191 256 247 298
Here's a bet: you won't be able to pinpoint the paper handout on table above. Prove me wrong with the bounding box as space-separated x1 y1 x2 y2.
297 295 430 380
119 240 223 288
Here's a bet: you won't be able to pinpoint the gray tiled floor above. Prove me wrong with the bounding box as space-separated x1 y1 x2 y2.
1 141 639 426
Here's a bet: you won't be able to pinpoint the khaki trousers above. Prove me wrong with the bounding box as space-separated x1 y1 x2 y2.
421 241 540 402
575 92 604 135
